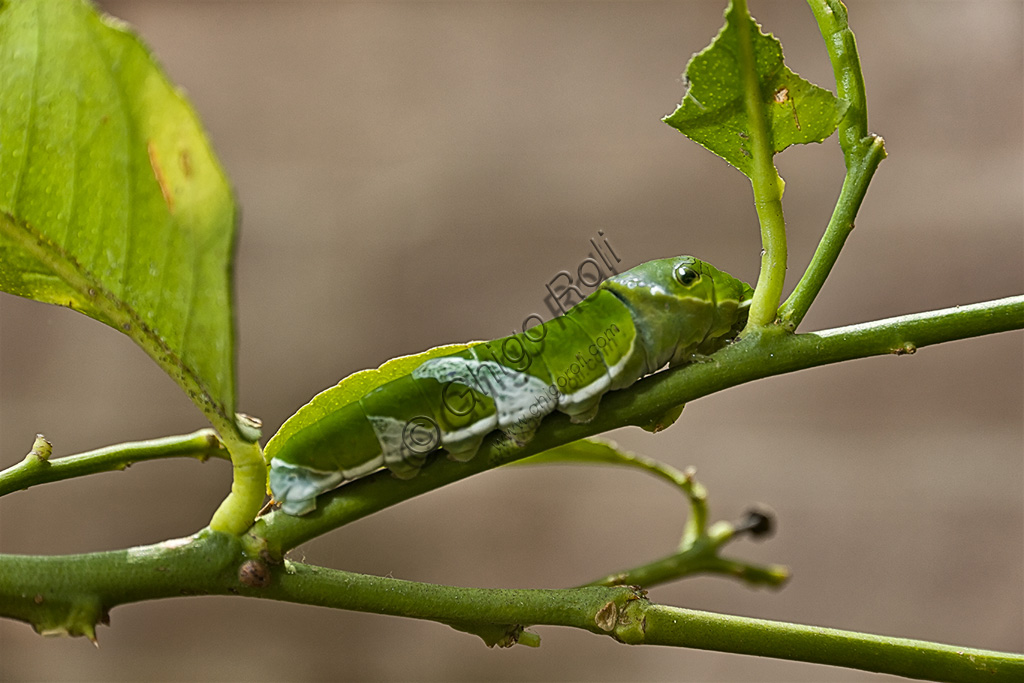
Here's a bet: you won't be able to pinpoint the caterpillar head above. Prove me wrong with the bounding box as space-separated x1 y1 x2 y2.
601 255 753 372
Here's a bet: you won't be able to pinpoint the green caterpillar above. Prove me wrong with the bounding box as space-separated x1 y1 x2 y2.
267 255 753 515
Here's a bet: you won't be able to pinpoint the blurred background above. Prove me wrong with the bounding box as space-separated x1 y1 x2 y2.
0 1 1021 681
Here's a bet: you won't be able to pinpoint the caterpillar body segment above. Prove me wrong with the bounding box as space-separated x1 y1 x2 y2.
268 256 753 515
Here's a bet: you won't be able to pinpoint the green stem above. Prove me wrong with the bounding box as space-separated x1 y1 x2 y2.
248 294 1023 558
778 137 885 329
625 602 1024 682
779 0 887 329
0 531 640 642
733 0 788 331
0 429 227 498
518 450 788 590
0 298 1020 677
0 534 1019 681
207 434 267 537
805 0 870 154
585 539 788 591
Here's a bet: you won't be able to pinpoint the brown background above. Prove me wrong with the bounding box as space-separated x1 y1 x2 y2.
1 1 1021 681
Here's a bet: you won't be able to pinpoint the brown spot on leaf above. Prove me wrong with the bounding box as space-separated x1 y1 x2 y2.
774 87 801 129
147 140 174 213
179 148 193 178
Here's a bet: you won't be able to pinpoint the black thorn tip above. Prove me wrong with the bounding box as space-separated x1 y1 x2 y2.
736 509 774 538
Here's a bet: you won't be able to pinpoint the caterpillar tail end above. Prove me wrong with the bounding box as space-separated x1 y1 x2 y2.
268 459 344 516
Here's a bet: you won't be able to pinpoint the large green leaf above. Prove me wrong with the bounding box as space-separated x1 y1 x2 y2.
0 0 237 422
663 1 847 176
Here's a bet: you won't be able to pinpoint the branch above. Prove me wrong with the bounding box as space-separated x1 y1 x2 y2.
625 602 1024 681
512 443 788 590
207 433 267 537
779 0 887 329
247 294 1023 558
733 0 788 331
584 512 787 590
0 429 228 498
0 297 1020 675
0 531 1020 680
1 296 1019 673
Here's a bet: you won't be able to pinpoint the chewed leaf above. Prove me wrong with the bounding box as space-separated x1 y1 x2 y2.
0 1 237 421
663 1 847 176
264 342 481 463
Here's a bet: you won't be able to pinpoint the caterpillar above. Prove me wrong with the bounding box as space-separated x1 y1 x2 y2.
267 255 753 515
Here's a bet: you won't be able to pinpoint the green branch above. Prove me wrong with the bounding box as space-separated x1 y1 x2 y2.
0 429 228 498
627 603 1024 681
0 297 1020 676
512 443 787 590
0 424 265 538
779 0 887 329
0 531 1020 680
207 433 267 537
806 0 871 154
733 0 788 331
585 515 787 590
248 294 1023 558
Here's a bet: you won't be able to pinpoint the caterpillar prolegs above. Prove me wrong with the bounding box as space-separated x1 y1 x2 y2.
267 256 754 515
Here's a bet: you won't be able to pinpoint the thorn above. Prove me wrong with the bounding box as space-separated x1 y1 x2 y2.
517 630 541 648
82 623 99 647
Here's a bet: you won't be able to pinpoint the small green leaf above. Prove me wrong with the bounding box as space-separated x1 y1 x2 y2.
0 0 237 422
264 342 480 463
663 1 847 176
511 437 701 499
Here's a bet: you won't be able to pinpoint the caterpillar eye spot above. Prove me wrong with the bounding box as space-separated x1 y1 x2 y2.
674 265 700 287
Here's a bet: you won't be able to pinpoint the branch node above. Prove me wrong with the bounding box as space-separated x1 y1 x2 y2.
238 559 271 588
595 601 618 632
892 342 917 356
27 434 53 464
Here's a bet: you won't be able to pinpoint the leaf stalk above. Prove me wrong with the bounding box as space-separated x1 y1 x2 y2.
732 0 789 332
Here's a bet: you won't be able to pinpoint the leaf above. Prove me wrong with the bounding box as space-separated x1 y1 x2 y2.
510 436 703 501
663 1 848 176
264 342 481 462
0 0 237 422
